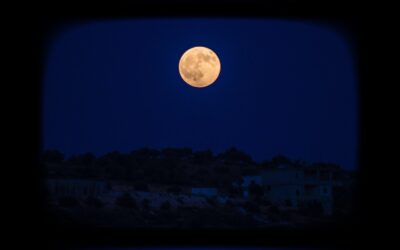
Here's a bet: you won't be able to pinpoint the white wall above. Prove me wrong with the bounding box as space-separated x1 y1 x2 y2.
242 176 262 187
261 169 334 214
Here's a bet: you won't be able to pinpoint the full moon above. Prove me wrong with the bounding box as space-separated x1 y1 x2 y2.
178 46 221 88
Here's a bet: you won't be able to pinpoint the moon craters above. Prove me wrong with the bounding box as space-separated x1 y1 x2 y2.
178 46 221 88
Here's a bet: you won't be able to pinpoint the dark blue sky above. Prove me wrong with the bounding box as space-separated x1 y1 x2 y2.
42 19 358 169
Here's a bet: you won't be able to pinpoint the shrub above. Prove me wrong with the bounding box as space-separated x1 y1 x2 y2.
58 196 79 208
134 183 149 191
269 205 280 214
167 185 182 194
307 201 324 216
225 199 234 208
141 198 150 210
259 198 272 206
177 197 184 204
284 199 293 207
243 201 260 213
206 197 217 207
85 196 104 208
160 201 171 211
115 192 137 209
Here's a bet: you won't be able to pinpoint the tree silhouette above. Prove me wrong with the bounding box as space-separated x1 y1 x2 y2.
249 181 264 198
161 147 192 161
160 201 171 211
141 198 150 211
217 147 253 164
271 155 292 166
191 149 214 164
167 185 182 194
85 195 104 208
115 192 137 209
260 160 274 169
58 196 79 207
42 150 64 164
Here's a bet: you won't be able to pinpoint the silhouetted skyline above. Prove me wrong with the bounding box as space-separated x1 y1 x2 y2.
42 19 358 169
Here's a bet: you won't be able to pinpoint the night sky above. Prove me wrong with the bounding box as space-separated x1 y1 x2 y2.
42 19 358 169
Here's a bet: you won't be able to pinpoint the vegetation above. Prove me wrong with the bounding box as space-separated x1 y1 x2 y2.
42 147 355 229
115 192 137 209
160 201 171 211
58 196 79 208
248 181 264 198
42 147 345 186
42 147 259 187
141 198 150 211
85 196 104 208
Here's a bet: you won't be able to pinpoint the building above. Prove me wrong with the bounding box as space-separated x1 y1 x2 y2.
47 179 109 198
241 175 262 198
261 164 336 215
191 187 218 197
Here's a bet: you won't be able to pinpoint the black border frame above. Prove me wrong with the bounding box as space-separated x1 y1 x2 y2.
20 1 378 249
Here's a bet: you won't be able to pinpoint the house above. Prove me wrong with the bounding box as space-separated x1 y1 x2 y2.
242 175 263 187
191 187 218 197
261 164 335 215
241 175 262 198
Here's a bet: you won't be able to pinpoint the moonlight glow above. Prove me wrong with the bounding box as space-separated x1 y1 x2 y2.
178 46 221 88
